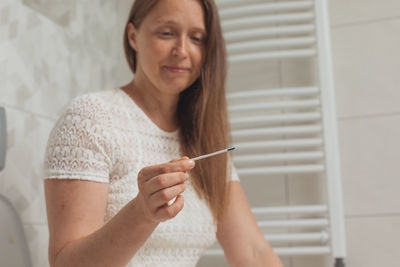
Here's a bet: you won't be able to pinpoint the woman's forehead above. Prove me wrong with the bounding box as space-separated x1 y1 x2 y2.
146 0 206 30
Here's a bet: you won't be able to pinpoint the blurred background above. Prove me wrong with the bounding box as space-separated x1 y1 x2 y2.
1 0 399 266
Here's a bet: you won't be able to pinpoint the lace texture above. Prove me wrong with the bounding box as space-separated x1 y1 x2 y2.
43 88 239 267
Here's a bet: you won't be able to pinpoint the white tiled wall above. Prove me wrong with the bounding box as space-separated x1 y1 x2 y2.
331 0 400 266
345 216 400 267
1 0 400 266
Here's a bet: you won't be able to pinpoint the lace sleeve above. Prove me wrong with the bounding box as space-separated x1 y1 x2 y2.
227 154 240 182
43 94 114 183
231 164 240 181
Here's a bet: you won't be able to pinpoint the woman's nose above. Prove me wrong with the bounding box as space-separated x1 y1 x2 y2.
172 38 188 58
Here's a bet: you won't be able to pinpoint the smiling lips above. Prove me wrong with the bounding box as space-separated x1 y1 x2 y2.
164 66 190 74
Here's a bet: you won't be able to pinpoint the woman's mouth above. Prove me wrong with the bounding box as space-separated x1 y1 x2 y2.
164 66 190 74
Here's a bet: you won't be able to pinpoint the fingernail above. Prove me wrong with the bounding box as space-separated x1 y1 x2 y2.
188 160 195 167
168 196 177 206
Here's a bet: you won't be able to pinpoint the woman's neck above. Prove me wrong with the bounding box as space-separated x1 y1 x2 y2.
121 79 179 132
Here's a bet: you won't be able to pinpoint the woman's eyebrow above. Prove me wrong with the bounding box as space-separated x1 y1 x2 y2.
155 19 206 35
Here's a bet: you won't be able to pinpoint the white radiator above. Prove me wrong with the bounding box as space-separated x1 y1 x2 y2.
205 1 347 266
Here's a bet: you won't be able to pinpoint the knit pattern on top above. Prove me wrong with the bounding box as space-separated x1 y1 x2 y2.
43 88 239 267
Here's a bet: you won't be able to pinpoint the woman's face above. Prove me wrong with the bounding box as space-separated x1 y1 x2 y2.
128 0 206 95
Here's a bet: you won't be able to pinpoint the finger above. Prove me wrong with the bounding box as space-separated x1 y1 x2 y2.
145 172 189 195
156 195 184 221
169 156 188 163
139 159 195 182
149 183 186 208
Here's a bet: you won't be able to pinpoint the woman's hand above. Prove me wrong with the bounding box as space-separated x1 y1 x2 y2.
135 156 195 223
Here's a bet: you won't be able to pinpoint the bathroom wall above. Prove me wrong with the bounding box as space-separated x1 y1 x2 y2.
1 0 400 267
276 0 400 266
200 0 400 267
0 0 132 266
328 0 400 266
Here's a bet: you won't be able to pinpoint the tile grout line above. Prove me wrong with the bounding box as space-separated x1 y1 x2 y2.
331 15 400 29
338 111 400 121
345 213 400 219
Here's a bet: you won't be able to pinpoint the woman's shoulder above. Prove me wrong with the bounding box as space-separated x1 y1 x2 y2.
49 89 122 138
68 88 120 110
62 88 124 120
47 89 123 150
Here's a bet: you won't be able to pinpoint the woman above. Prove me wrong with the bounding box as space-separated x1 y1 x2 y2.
44 0 283 266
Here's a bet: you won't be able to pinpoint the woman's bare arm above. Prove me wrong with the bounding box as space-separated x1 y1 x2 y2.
217 182 283 267
45 158 194 267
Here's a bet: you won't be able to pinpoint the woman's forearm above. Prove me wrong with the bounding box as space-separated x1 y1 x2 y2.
230 240 283 267
254 241 283 267
52 197 158 267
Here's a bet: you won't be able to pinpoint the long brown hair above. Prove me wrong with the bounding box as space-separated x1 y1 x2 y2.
123 0 232 223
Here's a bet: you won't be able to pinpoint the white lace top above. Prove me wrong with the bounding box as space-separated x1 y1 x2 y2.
43 88 239 267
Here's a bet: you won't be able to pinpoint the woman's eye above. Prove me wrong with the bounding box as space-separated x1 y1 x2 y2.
191 36 203 43
160 32 172 37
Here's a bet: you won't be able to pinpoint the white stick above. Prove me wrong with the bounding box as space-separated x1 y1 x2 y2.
191 147 236 161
